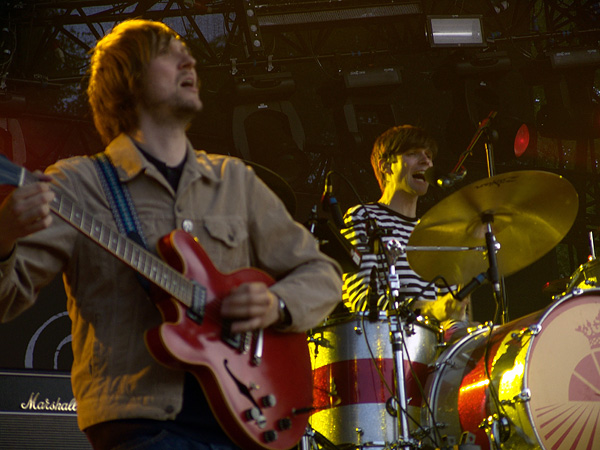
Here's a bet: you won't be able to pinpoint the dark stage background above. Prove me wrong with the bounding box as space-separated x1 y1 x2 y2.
0 0 599 372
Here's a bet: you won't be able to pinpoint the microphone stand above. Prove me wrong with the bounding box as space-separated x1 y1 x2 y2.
479 114 509 324
382 239 414 450
454 110 509 324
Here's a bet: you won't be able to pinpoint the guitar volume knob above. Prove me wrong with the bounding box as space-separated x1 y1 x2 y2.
278 417 292 430
261 394 277 408
244 407 267 428
263 430 278 442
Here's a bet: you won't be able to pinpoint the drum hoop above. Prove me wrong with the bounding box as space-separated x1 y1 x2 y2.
315 310 441 332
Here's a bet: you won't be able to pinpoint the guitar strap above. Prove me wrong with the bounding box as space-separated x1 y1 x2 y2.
93 153 151 292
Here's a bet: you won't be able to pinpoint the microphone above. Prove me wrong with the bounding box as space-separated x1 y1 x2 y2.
456 271 488 300
321 174 346 229
424 167 467 189
367 267 379 321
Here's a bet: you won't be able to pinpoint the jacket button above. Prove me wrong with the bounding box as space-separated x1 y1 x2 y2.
182 219 193 232
165 405 175 414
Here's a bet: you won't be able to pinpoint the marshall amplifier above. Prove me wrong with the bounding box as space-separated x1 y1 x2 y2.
0 370 92 449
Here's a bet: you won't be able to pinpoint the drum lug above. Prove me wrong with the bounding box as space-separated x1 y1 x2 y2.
434 359 456 370
501 388 531 406
511 324 541 341
518 388 531 402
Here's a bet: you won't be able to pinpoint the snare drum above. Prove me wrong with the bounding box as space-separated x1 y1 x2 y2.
308 311 442 447
421 289 600 450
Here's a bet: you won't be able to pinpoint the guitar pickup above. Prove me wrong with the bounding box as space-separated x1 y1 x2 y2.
186 282 206 324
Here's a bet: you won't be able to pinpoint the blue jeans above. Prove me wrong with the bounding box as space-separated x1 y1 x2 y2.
103 429 241 450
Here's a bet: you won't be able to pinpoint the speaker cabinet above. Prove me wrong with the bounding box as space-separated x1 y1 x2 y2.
0 370 92 449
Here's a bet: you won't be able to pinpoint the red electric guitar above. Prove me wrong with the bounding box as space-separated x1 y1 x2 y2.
0 155 314 450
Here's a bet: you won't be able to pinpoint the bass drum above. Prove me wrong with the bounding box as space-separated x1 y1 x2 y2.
308 311 442 448
421 289 600 450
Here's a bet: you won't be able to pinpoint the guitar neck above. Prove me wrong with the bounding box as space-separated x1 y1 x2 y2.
21 171 195 306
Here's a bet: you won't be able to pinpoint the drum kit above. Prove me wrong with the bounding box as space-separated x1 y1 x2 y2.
300 170 600 450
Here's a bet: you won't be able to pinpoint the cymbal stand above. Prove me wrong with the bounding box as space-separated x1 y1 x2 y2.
383 240 416 450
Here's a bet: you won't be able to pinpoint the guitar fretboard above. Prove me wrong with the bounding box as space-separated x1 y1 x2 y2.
23 170 195 307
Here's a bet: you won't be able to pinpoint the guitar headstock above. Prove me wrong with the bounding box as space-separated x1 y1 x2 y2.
0 154 25 188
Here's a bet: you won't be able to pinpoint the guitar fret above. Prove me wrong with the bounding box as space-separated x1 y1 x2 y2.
90 218 102 242
114 235 124 258
140 252 150 278
123 240 134 266
81 211 93 237
72 209 83 229
181 284 192 305
149 261 159 284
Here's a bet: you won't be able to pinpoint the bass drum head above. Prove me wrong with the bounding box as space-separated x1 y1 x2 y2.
527 290 600 450
421 290 600 450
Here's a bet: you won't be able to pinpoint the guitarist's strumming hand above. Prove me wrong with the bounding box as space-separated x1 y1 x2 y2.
220 282 281 333
0 172 55 259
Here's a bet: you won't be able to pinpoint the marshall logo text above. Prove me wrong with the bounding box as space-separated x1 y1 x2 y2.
21 392 77 412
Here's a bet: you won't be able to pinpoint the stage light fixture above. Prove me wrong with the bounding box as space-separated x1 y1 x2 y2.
426 15 486 48
513 123 537 159
490 116 538 163
490 0 510 14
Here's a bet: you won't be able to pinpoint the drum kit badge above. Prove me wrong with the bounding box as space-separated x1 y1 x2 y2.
303 170 600 450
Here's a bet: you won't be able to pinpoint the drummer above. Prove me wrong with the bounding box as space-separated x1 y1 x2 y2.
341 124 471 341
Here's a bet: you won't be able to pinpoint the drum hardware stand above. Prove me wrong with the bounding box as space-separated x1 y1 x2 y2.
480 414 510 449
307 332 332 356
436 432 481 450
298 425 341 450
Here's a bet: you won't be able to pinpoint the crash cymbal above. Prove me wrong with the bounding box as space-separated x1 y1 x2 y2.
541 277 569 297
407 170 578 286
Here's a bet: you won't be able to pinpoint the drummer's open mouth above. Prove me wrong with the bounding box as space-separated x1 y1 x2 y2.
413 171 426 181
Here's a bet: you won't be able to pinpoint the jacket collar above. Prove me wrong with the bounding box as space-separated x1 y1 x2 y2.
104 133 220 184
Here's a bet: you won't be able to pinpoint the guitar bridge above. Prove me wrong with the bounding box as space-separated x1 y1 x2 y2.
222 324 252 354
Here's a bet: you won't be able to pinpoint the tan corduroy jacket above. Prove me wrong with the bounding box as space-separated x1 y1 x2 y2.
0 133 342 431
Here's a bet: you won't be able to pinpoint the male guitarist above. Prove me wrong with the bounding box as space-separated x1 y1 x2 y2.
0 19 342 450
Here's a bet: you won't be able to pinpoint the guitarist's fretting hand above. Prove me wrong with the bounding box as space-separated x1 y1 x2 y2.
0 173 55 259
220 282 280 333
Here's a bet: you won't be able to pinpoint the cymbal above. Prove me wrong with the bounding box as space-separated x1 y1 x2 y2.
541 276 569 296
407 170 579 286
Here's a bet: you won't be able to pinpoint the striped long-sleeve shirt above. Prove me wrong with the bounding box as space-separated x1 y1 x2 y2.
342 202 450 312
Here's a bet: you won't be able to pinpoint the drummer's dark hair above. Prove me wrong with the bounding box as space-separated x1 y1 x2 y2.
371 125 438 193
